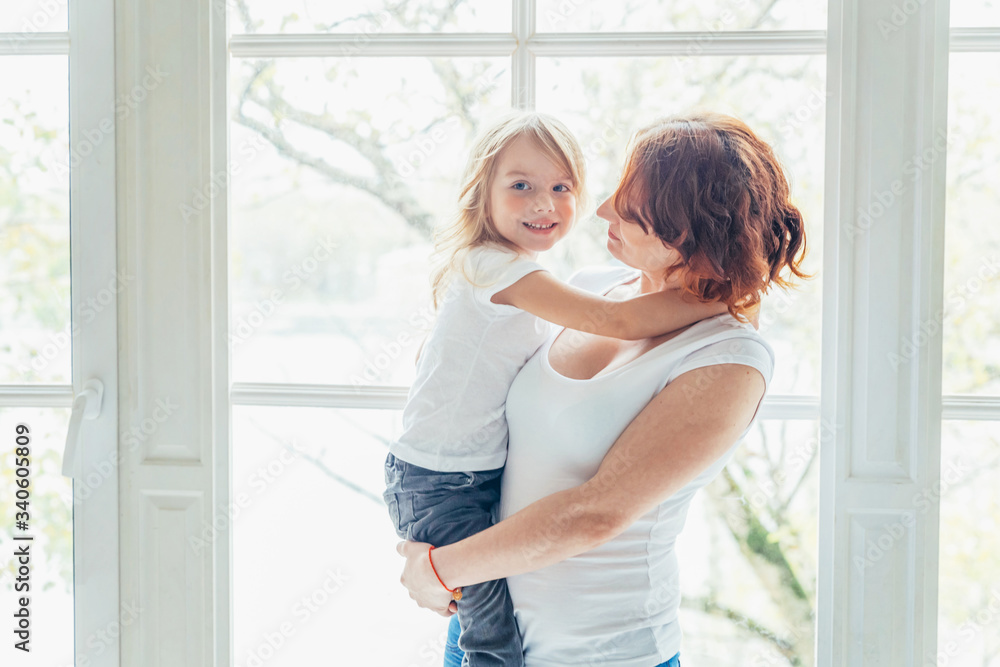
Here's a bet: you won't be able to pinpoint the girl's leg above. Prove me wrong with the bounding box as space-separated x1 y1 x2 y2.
401 465 523 667
443 615 464 667
653 652 681 667
453 575 521 666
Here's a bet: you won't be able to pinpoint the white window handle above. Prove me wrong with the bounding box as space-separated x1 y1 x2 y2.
63 378 104 479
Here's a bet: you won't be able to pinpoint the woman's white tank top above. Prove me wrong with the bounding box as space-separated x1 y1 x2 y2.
499 266 775 666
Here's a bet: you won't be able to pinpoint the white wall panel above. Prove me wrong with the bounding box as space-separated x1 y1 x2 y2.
848 511 918 663
820 0 949 663
116 0 230 663
140 492 206 666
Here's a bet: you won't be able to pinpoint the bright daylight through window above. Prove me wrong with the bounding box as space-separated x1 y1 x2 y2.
1 0 998 665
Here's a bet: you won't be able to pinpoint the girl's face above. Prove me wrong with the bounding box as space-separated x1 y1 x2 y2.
597 194 684 285
488 135 577 256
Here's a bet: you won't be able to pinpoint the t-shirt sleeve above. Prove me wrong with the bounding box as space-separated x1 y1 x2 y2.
463 245 547 310
664 334 775 435
667 335 775 392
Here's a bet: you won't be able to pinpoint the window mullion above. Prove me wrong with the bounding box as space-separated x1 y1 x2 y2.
228 384 1000 423
950 26 1000 51
208 28 1000 60
512 0 535 109
230 382 825 419
941 396 1000 421
0 385 74 407
528 29 826 56
227 32 517 57
0 31 69 55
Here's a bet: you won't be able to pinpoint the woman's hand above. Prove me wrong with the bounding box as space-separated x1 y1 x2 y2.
396 540 460 616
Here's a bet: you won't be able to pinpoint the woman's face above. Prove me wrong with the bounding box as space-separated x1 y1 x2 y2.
597 195 683 282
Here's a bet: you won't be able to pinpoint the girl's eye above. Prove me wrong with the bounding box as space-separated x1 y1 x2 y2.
553 184 571 193
512 182 529 191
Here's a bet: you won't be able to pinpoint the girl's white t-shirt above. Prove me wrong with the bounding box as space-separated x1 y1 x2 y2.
500 266 775 667
389 245 551 472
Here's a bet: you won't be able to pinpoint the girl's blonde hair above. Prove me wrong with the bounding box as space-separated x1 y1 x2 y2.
430 112 588 308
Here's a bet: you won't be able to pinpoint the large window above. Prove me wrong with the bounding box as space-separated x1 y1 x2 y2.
227 1 828 664
2 3 119 664
0 19 74 667
8 0 988 663
938 5 1000 661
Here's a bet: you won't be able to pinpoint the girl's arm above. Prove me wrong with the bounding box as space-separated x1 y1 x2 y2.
396 362 766 615
491 270 728 340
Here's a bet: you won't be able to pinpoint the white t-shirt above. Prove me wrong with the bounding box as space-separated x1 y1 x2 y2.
389 245 551 472
500 266 775 667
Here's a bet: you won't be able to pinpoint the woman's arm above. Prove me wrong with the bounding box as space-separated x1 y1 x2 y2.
396 362 766 614
491 270 727 340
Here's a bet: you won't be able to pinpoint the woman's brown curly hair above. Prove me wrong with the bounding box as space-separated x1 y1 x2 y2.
612 112 810 320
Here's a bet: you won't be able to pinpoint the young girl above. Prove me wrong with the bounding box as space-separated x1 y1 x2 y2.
383 112 725 666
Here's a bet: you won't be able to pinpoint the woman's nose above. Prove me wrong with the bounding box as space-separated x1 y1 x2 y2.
596 196 612 220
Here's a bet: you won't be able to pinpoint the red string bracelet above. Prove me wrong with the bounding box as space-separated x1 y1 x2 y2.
428 546 462 601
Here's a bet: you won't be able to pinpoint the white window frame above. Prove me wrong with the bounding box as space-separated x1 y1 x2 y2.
106 0 1000 664
0 0 120 664
68 1 121 665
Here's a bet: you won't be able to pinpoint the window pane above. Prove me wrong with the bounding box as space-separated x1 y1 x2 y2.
943 53 1000 396
938 420 1000 664
232 405 449 665
0 55 71 385
0 0 68 33
0 407 73 665
232 407 818 665
951 1 1000 27
537 0 826 32
678 418 819 665
231 0 511 34
229 56 510 386
537 55 826 396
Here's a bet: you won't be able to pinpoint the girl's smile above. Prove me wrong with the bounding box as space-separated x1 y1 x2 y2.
488 135 577 255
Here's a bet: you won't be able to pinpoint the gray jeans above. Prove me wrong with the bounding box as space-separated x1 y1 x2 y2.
383 452 525 667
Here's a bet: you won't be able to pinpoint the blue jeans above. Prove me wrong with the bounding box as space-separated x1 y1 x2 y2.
445 615 680 667
384 452 524 667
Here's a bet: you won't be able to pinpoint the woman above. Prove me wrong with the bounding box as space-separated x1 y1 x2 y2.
397 112 808 666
